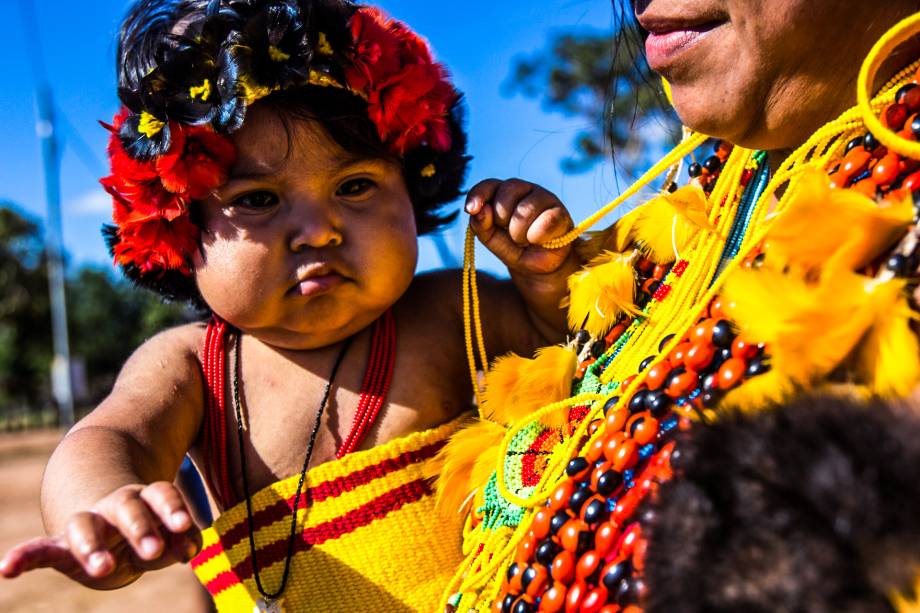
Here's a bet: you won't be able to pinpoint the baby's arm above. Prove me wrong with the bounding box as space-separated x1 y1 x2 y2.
0 325 205 589
465 179 581 345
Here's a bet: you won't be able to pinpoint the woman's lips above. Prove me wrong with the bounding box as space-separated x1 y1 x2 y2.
294 273 345 297
644 21 723 71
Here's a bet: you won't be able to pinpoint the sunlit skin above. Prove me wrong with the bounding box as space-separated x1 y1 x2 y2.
0 103 582 588
634 0 920 157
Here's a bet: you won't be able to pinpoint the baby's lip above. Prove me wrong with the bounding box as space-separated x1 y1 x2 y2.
290 263 348 296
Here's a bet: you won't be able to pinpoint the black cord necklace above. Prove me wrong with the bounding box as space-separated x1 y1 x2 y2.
232 330 354 608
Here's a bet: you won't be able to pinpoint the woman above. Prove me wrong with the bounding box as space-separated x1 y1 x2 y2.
439 1 920 611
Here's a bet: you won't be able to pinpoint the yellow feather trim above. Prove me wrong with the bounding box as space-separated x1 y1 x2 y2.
720 370 796 413
764 168 913 273
632 184 716 264
482 346 577 429
427 418 506 516
857 283 920 397
721 265 889 390
565 251 639 337
138 111 165 138
189 79 211 102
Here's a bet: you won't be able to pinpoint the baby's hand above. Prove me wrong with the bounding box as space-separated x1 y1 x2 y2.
0 482 201 589
465 178 575 276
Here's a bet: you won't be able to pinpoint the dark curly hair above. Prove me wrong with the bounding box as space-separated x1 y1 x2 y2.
109 0 470 304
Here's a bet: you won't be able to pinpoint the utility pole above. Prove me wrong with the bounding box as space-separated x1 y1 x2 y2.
35 85 74 428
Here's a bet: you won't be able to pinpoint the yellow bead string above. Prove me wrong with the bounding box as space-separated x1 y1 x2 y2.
462 225 486 407
858 12 920 159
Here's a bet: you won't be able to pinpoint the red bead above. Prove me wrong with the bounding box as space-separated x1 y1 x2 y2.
684 342 716 371
904 169 920 191
665 371 699 398
885 102 909 130
551 550 576 583
731 337 760 360
627 412 659 446
565 581 588 613
595 521 620 557
636 257 654 274
904 85 920 111
611 438 639 472
580 587 610 613
718 357 746 389
612 493 640 525
604 323 629 345
539 582 567 613
652 264 668 280
617 523 642 557
576 550 602 581
532 509 552 540
872 153 901 186
549 481 575 512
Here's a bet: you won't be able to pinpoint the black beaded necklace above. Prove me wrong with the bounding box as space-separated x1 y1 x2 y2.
231 331 354 607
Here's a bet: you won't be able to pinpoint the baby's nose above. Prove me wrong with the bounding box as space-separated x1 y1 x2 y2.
287 203 343 250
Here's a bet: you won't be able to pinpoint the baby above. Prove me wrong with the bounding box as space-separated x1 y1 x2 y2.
0 0 579 610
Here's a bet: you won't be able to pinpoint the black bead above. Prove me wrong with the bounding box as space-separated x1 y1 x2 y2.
535 539 560 566
863 131 880 152
569 487 591 514
647 390 672 418
602 396 620 415
658 333 675 352
886 253 911 277
646 280 661 296
501 594 515 613
583 498 609 525
638 355 656 372
549 510 570 535
596 469 623 496
711 319 735 349
752 252 766 269
590 340 607 359
688 162 702 178
712 139 723 153
703 155 721 173
746 356 771 377
507 562 521 582
616 577 638 605
702 372 719 392
575 329 591 345
701 390 721 408
566 457 590 478
670 365 687 378
897 83 917 104
667 182 678 193
521 565 538 591
628 389 650 413
912 115 920 140
512 598 535 613
636 292 650 308
718 347 733 363
845 136 863 152
576 530 594 556
602 561 630 591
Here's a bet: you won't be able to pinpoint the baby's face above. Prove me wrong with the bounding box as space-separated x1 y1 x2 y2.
193 105 418 349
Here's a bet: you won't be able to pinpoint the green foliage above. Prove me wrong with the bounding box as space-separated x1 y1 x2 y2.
506 26 679 176
0 204 199 422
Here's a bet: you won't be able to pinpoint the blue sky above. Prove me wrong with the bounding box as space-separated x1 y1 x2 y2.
0 0 623 276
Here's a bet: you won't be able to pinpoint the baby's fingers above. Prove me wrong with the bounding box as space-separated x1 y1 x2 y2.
65 512 116 578
464 179 501 216
140 481 192 533
97 488 164 562
0 536 95 579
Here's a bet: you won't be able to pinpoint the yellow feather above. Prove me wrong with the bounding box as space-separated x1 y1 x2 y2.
632 185 715 264
427 417 506 516
720 370 796 413
721 265 882 390
575 206 643 262
482 345 577 428
857 283 920 397
764 168 912 273
565 251 639 337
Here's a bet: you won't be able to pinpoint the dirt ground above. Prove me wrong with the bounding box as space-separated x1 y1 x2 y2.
0 429 211 612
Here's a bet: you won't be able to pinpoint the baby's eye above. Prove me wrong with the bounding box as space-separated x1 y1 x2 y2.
230 191 279 210
336 178 376 198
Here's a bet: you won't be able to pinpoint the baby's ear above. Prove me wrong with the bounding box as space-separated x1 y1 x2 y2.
641 393 920 613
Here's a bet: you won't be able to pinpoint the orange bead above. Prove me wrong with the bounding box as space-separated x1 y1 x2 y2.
576 549 602 581
595 521 620 557
588 418 602 436
604 322 629 345
708 296 729 319
840 148 871 178
531 509 552 540
665 371 699 398
580 587 610 613
565 581 588 613
684 342 715 371
873 154 900 187
539 582 567 613
603 432 629 463
731 337 760 360
611 438 639 472
605 408 628 432
652 264 668 280
524 564 549 598
691 319 716 344
644 362 668 390
599 607 622 613
622 607 643 613
585 437 607 464
668 341 693 368
626 412 659 446
560 519 589 553
549 480 575 512
851 177 878 199
551 550 576 583
590 461 612 491
718 357 746 389
517 533 536 562
509 566 524 593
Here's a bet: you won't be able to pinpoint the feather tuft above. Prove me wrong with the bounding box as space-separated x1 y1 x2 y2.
856 282 920 397
482 345 577 428
632 184 715 264
565 251 639 337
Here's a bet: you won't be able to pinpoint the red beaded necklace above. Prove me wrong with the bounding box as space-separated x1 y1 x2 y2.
200 309 397 510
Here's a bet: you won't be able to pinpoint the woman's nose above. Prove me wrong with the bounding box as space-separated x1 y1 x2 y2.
287 198 344 251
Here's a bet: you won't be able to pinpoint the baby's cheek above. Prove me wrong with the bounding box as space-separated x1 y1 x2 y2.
192 239 277 324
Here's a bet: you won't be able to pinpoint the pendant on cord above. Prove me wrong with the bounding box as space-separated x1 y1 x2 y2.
254 597 284 613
